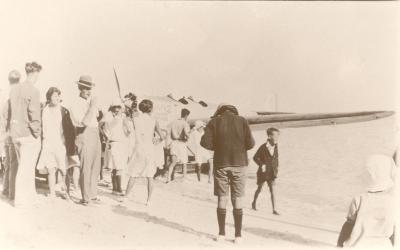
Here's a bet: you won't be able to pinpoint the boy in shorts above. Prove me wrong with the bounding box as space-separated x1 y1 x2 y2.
251 127 280 215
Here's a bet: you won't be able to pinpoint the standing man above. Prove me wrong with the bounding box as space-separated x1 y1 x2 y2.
166 108 190 183
7 62 42 208
201 104 255 244
69 75 102 205
1 70 21 200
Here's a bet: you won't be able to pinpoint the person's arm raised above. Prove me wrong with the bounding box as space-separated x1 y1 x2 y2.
82 96 98 127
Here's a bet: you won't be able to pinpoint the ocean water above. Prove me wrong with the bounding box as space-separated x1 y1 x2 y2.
246 116 397 229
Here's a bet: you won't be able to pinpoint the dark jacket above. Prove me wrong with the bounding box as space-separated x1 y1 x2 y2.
253 142 279 179
200 109 255 168
61 106 77 156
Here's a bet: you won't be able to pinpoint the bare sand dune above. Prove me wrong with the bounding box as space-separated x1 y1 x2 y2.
0 117 396 249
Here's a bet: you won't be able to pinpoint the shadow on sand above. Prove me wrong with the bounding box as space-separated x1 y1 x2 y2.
112 205 216 241
229 222 333 247
113 205 333 247
181 192 339 236
244 226 334 247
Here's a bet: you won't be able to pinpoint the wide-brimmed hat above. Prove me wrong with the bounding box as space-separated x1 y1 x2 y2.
194 120 206 129
76 75 95 88
366 154 396 192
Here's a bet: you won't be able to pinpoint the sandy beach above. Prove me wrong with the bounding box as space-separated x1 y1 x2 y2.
0 116 396 250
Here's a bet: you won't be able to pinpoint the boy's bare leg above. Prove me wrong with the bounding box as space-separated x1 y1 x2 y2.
252 183 264 210
267 180 279 215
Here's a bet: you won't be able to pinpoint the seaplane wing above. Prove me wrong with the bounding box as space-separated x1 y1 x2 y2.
239 111 394 131
143 95 394 131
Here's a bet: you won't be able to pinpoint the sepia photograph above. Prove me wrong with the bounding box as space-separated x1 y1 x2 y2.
0 0 399 249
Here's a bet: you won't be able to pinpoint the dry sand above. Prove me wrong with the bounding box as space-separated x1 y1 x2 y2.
0 117 396 250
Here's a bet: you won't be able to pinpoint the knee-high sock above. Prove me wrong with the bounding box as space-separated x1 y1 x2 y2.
111 170 116 192
116 175 122 193
233 208 243 237
217 208 226 236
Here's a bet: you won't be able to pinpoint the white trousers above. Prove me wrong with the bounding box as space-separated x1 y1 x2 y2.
12 136 41 208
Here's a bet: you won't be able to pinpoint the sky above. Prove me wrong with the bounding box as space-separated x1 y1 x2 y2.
0 0 399 113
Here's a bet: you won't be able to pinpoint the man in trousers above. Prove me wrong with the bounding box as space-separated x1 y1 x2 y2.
6 62 42 208
1 70 21 200
69 75 102 205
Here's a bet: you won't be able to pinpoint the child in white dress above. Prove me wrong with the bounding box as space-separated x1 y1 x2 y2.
124 100 164 205
103 100 132 196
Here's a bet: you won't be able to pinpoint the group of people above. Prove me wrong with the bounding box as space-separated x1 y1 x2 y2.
0 61 397 247
0 63 214 208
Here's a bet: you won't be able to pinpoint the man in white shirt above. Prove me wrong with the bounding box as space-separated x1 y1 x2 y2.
69 75 102 205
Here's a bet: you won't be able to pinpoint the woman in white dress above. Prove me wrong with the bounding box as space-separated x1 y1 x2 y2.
36 87 76 199
124 99 164 205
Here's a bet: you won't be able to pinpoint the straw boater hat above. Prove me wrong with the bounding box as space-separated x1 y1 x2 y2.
366 154 396 192
76 75 95 88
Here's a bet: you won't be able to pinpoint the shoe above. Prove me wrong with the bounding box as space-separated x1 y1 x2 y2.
234 237 243 244
80 200 89 206
251 201 257 210
215 235 225 242
118 194 133 203
273 210 280 216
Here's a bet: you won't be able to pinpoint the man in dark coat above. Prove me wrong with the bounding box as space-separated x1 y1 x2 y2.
201 103 255 244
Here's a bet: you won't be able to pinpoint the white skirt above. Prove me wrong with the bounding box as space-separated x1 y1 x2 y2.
106 141 129 170
126 143 156 178
36 143 67 174
170 141 188 164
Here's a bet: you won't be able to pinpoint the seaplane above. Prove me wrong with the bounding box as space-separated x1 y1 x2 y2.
137 93 394 131
113 69 395 131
